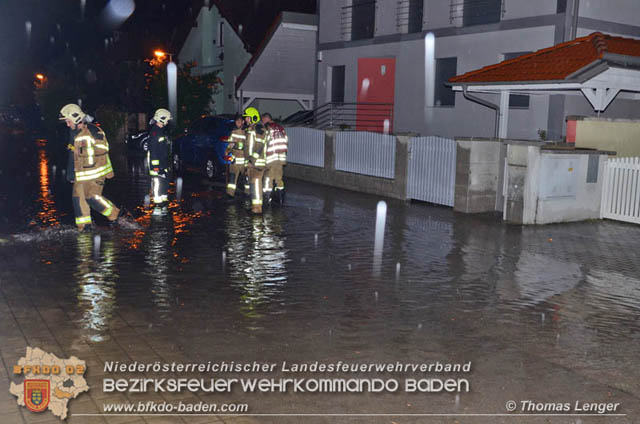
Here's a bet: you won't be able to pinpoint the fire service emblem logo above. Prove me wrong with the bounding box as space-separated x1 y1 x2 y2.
24 380 50 413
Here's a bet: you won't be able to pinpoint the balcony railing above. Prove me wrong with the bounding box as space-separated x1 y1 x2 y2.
286 102 395 135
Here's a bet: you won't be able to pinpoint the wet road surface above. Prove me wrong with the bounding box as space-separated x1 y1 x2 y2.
0 132 639 423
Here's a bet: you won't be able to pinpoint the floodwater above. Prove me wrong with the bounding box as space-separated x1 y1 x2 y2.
1 132 639 423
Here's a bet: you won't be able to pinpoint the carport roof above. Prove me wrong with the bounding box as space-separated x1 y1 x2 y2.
449 32 640 85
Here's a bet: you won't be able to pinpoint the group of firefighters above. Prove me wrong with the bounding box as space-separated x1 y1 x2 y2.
58 102 287 232
226 107 288 214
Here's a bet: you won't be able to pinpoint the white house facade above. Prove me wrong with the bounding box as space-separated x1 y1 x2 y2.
178 2 251 115
316 0 640 140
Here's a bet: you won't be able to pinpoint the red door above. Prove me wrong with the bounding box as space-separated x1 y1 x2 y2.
356 57 395 133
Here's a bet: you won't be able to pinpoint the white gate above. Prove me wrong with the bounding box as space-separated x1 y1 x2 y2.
407 136 457 207
601 157 640 224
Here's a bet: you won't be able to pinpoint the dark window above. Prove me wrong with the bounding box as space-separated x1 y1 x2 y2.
463 0 501 26
557 0 567 13
504 52 531 108
351 0 375 40
331 66 346 103
408 0 424 33
219 22 224 47
435 57 457 107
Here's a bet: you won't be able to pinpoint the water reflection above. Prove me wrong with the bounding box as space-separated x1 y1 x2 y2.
225 206 288 319
144 213 173 317
75 233 117 342
509 251 582 307
37 148 61 227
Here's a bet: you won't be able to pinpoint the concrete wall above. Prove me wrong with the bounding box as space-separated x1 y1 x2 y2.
284 131 409 200
579 1 640 28
454 138 502 213
318 0 343 44
504 143 610 224
572 117 640 158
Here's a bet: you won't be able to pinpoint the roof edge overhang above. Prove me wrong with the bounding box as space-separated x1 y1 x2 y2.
450 54 640 90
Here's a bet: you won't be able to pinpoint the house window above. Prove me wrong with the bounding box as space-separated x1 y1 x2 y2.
504 52 531 108
219 22 224 47
408 0 424 33
351 0 375 40
331 66 346 103
463 0 502 26
435 57 457 107
557 0 567 13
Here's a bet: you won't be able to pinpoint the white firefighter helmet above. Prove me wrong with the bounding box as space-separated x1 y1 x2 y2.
153 108 172 125
59 104 85 124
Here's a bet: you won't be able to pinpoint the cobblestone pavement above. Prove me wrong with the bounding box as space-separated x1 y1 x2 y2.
0 135 639 423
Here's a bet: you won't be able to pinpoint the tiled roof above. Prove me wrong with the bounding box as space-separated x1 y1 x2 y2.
449 32 640 84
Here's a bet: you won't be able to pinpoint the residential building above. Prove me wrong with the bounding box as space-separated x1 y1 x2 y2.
235 12 318 121
178 2 251 115
316 0 640 140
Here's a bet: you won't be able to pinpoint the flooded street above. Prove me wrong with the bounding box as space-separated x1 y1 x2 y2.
1 132 640 423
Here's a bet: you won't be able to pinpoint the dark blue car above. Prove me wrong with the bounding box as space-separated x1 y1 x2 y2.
172 116 234 180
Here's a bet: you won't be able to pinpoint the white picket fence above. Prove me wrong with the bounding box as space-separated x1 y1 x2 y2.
601 156 640 224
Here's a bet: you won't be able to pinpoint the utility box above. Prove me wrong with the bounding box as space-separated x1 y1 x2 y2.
503 142 613 224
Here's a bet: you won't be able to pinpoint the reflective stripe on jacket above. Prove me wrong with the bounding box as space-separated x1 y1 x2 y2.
73 124 114 181
265 122 288 165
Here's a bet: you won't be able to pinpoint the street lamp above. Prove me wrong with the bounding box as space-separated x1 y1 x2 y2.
154 49 177 123
34 73 46 88
154 50 173 61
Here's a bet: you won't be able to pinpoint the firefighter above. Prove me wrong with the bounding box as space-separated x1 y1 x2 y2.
59 103 120 231
262 113 288 205
242 107 267 214
147 108 172 214
225 115 247 197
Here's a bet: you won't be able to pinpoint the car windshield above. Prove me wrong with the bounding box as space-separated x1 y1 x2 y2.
188 119 205 135
203 118 219 133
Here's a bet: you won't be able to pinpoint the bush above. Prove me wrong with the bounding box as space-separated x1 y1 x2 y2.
95 106 127 143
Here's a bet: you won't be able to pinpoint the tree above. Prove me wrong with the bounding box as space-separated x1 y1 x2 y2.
145 61 222 134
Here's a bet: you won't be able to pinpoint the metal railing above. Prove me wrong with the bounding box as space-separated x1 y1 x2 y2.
286 102 394 134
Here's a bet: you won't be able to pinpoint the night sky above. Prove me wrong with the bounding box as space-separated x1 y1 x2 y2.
0 0 316 107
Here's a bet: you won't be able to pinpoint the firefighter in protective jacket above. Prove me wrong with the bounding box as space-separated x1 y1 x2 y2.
59 103 119 231
262 113 288 204
225 115 247 197
147 108 172 208
242 107 267 213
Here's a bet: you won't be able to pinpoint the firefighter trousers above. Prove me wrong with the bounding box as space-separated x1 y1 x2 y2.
263 163 285 200
226 163 245 197
248 166 265 214
152 175 168 204
72 178 119 229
